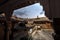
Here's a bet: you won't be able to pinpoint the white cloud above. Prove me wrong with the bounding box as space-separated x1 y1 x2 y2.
13 3 46 18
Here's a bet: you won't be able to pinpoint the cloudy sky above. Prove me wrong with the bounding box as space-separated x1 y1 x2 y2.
13 3 46 18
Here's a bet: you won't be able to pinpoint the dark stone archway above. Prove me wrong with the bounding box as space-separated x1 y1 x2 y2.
0 0 50 18
1 0 60 40
0 0 52 40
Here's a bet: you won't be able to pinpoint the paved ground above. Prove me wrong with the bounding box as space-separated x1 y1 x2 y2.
14 29 54 40
31 29 54 40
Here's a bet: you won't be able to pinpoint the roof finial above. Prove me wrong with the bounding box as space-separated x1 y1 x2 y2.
37 15 39 18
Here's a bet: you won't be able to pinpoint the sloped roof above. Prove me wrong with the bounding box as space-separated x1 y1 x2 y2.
35 17 50 21
27 17 52 22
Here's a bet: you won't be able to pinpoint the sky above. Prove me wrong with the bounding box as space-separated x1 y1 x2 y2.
13 3 46 18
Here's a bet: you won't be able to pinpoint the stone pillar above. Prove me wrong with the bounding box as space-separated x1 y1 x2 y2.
53 18 60 40
6 21 12 40
5 11 13 40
